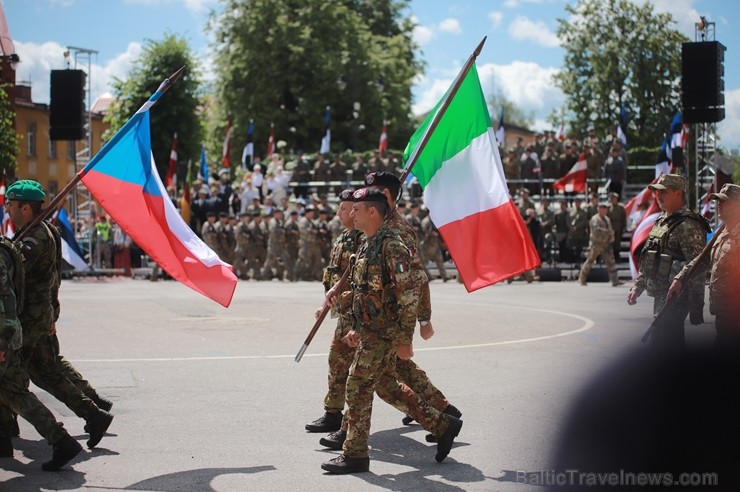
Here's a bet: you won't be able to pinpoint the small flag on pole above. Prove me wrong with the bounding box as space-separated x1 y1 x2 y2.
200 147 209 181
165 132 178 187
266 122 275 158
320 107 331 154
222 116 232 169
241 119 254 170
495 107 505 148
552 154 588 193
378 123 388 154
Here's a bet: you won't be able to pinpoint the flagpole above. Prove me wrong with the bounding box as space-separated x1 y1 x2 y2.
14 66 186 242
399 36 487 184
295 37 487 363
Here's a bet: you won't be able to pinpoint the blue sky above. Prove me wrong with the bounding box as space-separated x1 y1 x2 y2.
3 0 739 147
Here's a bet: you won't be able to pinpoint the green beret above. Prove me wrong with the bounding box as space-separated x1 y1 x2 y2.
352 187 388 205
6 180 46 202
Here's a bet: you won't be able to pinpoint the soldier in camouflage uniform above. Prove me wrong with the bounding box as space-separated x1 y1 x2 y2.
233 212 251 280
420 214 449 282
247 210 267 280
607 192 627 261
201 212 219 254
0 235 83 470
578 204 622 286
214 212 234 264
316 209 333 268
284 210 300 281
261 208 287 281
5 180 113 450
669 183 740 343
294 207 322 281
320 189 462 474
628 174 709 347
305 190 363 433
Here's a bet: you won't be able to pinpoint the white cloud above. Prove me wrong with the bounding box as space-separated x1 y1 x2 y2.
413 60 564 131
508 16 560 48
489 11 504 29
503 0 546 8
412 14 434 46
717 89 740 150
122 0 217 14
14 41 142 105
438 18 462 35
635 0 701 38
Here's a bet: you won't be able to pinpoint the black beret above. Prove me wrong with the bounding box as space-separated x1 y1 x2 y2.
352 187 388 205
206 211 217 217
250 209 261 217
218 212 228 218
365 171 400 188
338 188 355 202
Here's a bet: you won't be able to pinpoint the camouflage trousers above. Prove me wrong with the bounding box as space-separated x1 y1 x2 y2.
50 334 102 402
322 315 355 413
294 245 323 281
0 351 67 444
261 246 286 280
284 248 298 281
421 244 448 281
650 292 691 348
578 241 618 284
246 249 267 280
343 333 450 458
20 335 98 420
395 358 449 412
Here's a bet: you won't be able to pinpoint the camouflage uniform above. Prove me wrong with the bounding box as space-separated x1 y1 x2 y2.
247 216 267 280
420 216 448 282
294 214 322 281
343 224 451 458
284 216 300 281
578 210 619 285
316 215 333 268
201 220 219 255
261 214 288 280
0 238 68 447
321 228 363 413
215 219 235 264
233 216 251 280
567 205 589 262
608 200 627 260
632 206 708 345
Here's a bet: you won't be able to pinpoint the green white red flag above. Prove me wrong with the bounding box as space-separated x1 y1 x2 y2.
403 64 540 291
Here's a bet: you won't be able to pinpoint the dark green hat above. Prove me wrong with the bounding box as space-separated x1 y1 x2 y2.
6 180 46 202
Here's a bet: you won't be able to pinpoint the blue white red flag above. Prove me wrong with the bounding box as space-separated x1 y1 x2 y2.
80 91 237 307
54 208 88 271
200 147 209 181
320 107 331 154
241 119 254 170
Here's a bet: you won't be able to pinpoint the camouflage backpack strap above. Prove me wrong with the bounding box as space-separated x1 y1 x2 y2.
43 220 64 279
0 236 25 315
659 210 710 259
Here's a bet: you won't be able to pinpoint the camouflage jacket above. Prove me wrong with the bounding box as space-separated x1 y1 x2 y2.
201 221 218 250
323 228 363 292
634 207 709 309
676 222 740 318
266 218 287 250
388 210 431 322
15 221 61 344
350 224 419 345
0 238 23 352
588 214 614 246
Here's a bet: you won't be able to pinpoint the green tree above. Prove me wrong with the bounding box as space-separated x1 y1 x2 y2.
0 83 19 178
105 33 203 182
208 0 421 166
487 89 535 129
554 0 688 147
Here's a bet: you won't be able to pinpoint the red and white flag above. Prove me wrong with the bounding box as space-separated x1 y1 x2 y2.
266 123 275 157
165 132 177 187
628 207 661 279
556 123 565 142
378 124 388 154
552 154 587 193
222 116 232 168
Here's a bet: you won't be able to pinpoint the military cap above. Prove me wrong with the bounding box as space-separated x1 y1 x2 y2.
338 189 355 202
6 180 46 202
250 209 262 217
598 203 608 209
318 207 329 214
649 174 686 191
365 171 400 188
352 187 388 205
304 206 315 213
409 200 420 208
290 210 298 215
218 211 228 218
397 200 407 208
519 187 530 195
273 207 284 214
709 183 740 202
609 192 620 199
239 211 250 217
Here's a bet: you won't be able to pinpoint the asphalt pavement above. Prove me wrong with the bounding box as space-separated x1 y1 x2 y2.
0 275 717 491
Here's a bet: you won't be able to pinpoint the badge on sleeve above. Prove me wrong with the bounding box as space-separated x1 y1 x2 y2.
396 262 409 273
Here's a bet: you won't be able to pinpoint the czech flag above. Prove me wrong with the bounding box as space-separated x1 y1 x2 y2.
79 91 237 307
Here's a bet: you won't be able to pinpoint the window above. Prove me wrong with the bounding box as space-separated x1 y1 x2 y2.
67 141 75 160
48 137 57 159
47 180 59 198
27 122 36 156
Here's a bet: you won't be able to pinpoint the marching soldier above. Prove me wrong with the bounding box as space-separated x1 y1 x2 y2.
420 215 449 282
608 192 627 261
215 212 234 264
261 208 288 281
284 210 301 281
294 207 322 281
578 204 623 286
627 174 709 346
233 212 251 280
247 210 267 280
0 234 83 470
320 188 462 474
668 183 740 343
201 211 219 254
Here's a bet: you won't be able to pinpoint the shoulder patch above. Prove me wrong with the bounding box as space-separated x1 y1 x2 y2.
396 262 409 273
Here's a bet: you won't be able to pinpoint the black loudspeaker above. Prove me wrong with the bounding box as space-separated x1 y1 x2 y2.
537 268 562 282
50 69 86 141
586 268 609 283
681 41 726 123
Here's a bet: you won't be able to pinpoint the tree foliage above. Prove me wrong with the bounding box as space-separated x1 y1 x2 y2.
487 89 535 129
105 33 203 181
0 83 19 178
554 0 688 147
208 0 421 165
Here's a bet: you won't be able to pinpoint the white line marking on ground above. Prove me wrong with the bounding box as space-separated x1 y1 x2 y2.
69 307 594 363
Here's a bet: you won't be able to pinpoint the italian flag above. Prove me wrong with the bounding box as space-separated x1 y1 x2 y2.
403 65 540 292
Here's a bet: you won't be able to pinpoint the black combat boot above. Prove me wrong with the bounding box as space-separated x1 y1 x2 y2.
92 395 113 412
41 435 83 471
11 416 20 437
0 436 12 458
321 454 370 474
86 409 114 449
319 429 346 450
426 404 463 443
435 415 463 462
401 415 414 425
305 411 342 433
